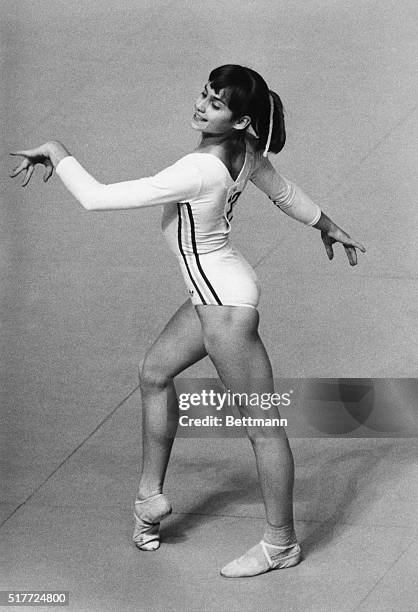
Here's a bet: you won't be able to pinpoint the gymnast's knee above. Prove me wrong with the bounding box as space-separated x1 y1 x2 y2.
139 356 171 390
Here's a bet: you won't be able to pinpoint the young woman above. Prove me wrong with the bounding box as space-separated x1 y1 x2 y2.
10 64 365 578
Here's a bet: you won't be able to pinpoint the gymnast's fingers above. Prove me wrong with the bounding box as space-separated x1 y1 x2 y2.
43 162 54 182
9 158 29 178
344 244 358 266
321 235 334 261
22 164 35 187
344 237 366 253
10 149 38 158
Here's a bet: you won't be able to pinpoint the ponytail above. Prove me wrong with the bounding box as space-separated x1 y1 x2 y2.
260 90 286 156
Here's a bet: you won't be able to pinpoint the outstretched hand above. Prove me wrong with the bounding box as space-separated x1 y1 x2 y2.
10 144 55 186
321 227 366 266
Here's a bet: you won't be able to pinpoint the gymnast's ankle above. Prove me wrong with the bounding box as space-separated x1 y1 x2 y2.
136 487 163 502
263 519 297 547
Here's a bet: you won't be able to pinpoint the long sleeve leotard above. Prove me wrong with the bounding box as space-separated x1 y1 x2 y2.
56 141 321 307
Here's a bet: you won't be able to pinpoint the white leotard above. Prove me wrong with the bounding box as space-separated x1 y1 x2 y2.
56 140 321 307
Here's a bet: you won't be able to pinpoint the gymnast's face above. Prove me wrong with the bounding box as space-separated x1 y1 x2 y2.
191 83 249 135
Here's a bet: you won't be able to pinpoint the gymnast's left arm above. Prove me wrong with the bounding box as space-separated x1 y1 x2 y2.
250 154 366 266
9 141 201 211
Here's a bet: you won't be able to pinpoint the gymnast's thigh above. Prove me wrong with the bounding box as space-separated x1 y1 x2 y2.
141 299 207 380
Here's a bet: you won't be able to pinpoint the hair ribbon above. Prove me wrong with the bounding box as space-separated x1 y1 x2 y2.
263 93 274 157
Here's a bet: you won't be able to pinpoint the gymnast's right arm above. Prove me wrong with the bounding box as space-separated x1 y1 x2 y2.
9 141 201 210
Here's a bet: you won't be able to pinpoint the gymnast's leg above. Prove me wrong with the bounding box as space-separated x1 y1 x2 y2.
195 305 301 576
134 299 207 550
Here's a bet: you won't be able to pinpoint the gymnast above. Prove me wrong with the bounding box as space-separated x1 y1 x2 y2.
10 64 365 577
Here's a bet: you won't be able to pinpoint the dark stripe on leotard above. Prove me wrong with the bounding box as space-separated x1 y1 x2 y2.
226 191 241 222
177 203 207 304
185 203 223 305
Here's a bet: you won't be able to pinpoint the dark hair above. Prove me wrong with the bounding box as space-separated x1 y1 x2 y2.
208 64 286 154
